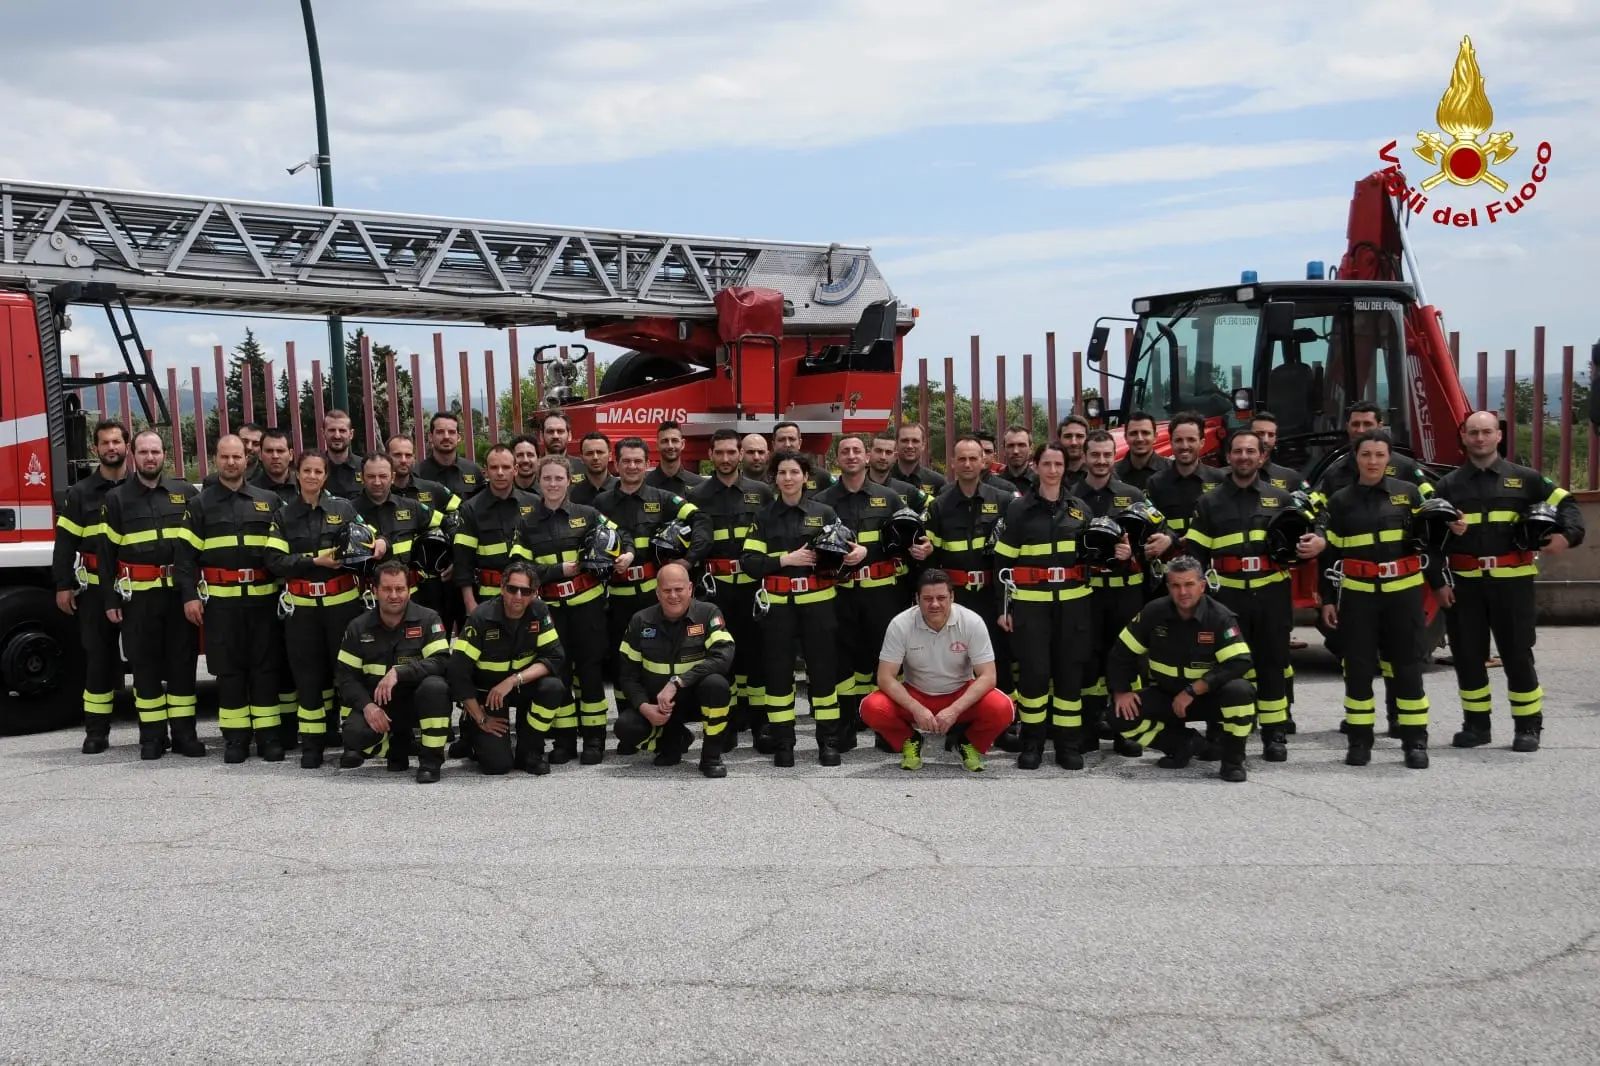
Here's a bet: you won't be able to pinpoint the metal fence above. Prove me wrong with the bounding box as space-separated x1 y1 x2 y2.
70 326 1597 491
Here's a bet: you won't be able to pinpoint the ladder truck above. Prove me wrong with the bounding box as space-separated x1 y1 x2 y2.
0 179 913 732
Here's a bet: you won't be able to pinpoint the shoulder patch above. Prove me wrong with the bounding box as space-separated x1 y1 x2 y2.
462 474 479 484
1223 625 1240 640
1068 508 1084 520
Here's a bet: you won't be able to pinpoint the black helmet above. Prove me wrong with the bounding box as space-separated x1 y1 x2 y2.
1514 502 1561 552
580 522 623 580
984 517 1007 556
337 520 378 575
881 507 925 558
1078 516 1124 568
1410 497 1462 554
1114 500 1165 552
411 526 454 578
809 519 855 580
437 510 462 541
1265 502 1317 566
652 519 694 567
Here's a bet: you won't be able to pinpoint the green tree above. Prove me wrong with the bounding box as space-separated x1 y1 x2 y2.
205 328 271 446
899 382 1053 470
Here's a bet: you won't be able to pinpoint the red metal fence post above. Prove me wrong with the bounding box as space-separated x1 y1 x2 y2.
917 359 929 435
167 367 185 478
1532 327 1546 472
1022 353 1034 437
286 341 303 455
263 359 277 428
508 329 523 434
970 336 981 433
95 372 106 418
191 366 208 480
1476 351 1488 411
411 352 424 448
311 361 326 449
459 351 475 453
584 346 597 399
1072 352 1084 415
360 334 377 455
214 346 229 436
996 354 1007 435
943 356 956 470
485 350 499 442
1503 349 1517 463
386 348 400 442
119 382 131 427
433 332 446 413
241 356 254 428
1045 332 1057 437
1559 344 1574 489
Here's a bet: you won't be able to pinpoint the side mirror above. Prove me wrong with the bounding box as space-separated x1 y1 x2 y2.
1263 300 1296 341
1232 387 1255 414
1086 326 1110 367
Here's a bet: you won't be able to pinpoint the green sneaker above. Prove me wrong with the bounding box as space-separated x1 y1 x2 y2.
957 741 986 772
899 736 923 771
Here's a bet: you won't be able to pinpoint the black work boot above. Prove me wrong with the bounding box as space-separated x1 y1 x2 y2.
1261 727 1288 762
446 719 475 760
772 723 796 768
699 732 727 779
415 763 441 784
1284 713 1298 735
1219 738 1247 782
279 715 300 752
754 723 776 756
1403 728 1430 769
519 736 550 776
338 750 365 769
654 726 690 767
994 719 1024 753
1194 723 1223 761
816 721 842 767
169 719 207 758
300 742 325 770
1345 723 1374 766
1512 716 1542 753
222 729 252 764
1452 712 1493 748
82 715 112 755
547 728 578 764
138 722 167 761
1053 728 1085 770
580 726 606 765
1154 728 1199 769
837 711 862 753
256 727 286 763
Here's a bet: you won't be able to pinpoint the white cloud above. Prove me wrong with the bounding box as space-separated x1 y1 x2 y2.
184 331 221 349
1012 140 1371 188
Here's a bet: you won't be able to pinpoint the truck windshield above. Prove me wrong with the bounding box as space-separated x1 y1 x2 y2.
1127 301 1259 419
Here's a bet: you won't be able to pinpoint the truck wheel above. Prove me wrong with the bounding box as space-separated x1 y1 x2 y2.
0 587 83 735
598 350 690 394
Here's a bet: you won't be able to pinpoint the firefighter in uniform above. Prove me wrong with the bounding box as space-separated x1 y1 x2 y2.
1144 413 1224 597
922 435 1018 746
894 421 947 495
816 433 909 753
593 437 710 711
616 562 737 777
1433 410 1585 752
1182 429 1324 763
53 419 127 754
517 455 616 765
1113 411 1172 492
740 451 857 766
869 430 930 514
451 444 537 759
1248 410 1313 732
997 425 1039 496
994 441 1095 770
448 560 570 775
321 410 365 499
98 429 204 760
1076 431 1168 756
175 435 285 763
570 432 619 507
264 451 366 767
352 453 442 583
644 420 707 495
250 428 299 503
335 560 453 783
1109 556 1256 782
686 429 774 751
773 421 837 496
1316 429 1442 768
388 433 460 619
416 411 484 502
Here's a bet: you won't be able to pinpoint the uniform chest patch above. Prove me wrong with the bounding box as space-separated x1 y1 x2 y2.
1390 494 1410 506
527 620 539 633
1113 496 1132 508
168 493 187 504
804 516 823 527
519 506 533 515
360 633 375 643
1386 466 1398 476
949 641 967 654
326 514 344 525
644 501 661 513
982 503 999 513
463 475 479 485
686 623 705 636
1197 631 1214 644
1504 477 1523 488
1203 483 1219 493
485 628 501 641
1069 508 1084 520
641 627 657 638
1269 479 1288 489
744 493 764 504
869 498 886 507
395 509 412 521
418 492 435 504
1261 497 1280 508
1154 626 1168 638
405 626 423 638
254 500 272 511
569 517 587 528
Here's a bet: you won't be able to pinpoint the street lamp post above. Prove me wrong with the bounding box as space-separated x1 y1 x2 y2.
299 0 347 411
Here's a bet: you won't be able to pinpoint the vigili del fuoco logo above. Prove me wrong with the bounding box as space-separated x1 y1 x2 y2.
1378 35 1552 228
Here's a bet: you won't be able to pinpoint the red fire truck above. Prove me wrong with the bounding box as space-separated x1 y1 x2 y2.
0 180 913 731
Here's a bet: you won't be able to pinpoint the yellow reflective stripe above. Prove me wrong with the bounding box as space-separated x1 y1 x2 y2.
264 536 291 553
1547 487 1568 506
745 538 767 553
421 639 450 658
620 641 642 661
1118 627 1147 655
1211 571 1289 589
336 650 364 668
120 529 159 546
642 661 673 675
453 640 482 661
1148 659 1179 676
705 629 734 648
1215 642 1248 661
199 582 281 598
455 533 481 548
1328 531 1370 548
1377 528 1406 542
199 534 271 550
56 515 87 536
1184 527 1214 547
993 541 1020 558
858 530 880 543
536 627 559 647
170 527 202 548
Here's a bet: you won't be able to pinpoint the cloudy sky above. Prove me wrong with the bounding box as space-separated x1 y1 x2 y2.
3 0 1595 409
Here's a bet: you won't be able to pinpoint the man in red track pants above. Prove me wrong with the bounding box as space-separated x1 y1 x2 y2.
861 568 1014 771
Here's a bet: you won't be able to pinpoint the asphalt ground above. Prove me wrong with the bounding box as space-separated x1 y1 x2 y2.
4 624 1599 1065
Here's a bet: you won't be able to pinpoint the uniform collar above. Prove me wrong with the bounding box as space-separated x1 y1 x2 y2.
536 497 570 518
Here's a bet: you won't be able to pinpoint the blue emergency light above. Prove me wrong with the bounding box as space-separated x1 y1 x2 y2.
1241 270 1258 283
1306 260 1325 280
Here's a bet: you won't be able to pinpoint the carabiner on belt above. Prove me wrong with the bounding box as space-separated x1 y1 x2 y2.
196 577 211 604
72 552 90 594
277 589 296 620
1323 558 1345 610
700 569 718 598
752 586 771 619
997 567 1017 617
1203 567 1220 592
115 574 133 602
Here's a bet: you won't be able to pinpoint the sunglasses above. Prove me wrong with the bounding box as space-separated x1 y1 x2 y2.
502 585 535 596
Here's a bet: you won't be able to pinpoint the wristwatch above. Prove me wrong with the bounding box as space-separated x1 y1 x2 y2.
1183 683 1197 698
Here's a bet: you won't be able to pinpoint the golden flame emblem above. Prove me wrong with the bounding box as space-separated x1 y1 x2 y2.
1414 36 1516 193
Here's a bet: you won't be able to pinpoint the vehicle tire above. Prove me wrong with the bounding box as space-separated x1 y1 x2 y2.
598 350 690 395
0 586 83 735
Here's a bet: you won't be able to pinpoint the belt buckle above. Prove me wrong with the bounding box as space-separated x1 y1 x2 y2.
1046 566 1068 582
791 576 811 593
238 568 257 583
1376 560 1401 579
306 581 327 597
554 580 576 598
966 572 986 590
1238 556 1263 573
1477 555 1499 572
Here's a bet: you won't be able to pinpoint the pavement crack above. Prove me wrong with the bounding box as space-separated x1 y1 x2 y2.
1255 779 1455 861
798 779 946 866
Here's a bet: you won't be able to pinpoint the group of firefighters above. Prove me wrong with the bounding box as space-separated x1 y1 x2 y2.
51 398 1583 783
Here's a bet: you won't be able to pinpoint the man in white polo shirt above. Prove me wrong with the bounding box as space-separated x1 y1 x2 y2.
862 568 1016 771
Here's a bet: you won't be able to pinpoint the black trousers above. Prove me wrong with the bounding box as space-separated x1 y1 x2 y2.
283 599 363 747
121 588 198 728
953 585 1013 697
1444 576 1542 729
343 675 451 770
1008 597 1092 743
704 580 762 732
1335 584 1429 742
1118 680 1255 764
204 598 282 735
1084 581 1145 730
1214 581 1292 736
614 673 733 756
833 583 905 722
759 599 840 748
547 596 610 747
78 585 122 734
469 675 569 775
